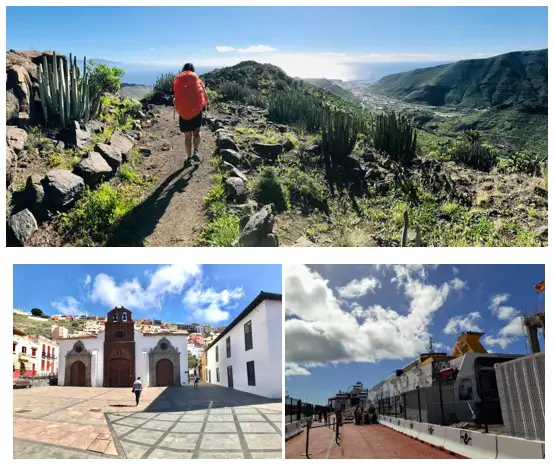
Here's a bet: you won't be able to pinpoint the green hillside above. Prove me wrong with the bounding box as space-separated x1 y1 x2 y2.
13 314 82 339
371 49 547 112
303 78 357 102
202 60 296 90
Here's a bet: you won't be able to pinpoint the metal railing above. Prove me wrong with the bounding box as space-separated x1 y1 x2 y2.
285 396 331 424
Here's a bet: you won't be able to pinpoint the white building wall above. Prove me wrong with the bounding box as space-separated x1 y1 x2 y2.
205 299 282 399
134 331 189 386
58 333 105 386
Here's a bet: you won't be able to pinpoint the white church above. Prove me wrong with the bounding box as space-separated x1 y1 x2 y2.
58 307 189 387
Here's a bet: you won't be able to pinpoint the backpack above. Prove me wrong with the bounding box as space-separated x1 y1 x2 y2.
173 71 208 120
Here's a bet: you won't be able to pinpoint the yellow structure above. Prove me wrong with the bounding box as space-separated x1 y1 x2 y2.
450 331 488 357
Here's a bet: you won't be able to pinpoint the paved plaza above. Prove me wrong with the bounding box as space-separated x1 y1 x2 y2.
13 383 282 459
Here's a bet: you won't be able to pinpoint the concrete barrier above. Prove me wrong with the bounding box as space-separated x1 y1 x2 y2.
496 434 545 459
442 427 497 459
391 418 406 432
404 419 420 439
417 422 447 449
285 421 302 440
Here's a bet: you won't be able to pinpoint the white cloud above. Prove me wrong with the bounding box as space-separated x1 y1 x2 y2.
482 335 514 349
452 267 459 275
499 316 525 337
183 284 244 324
337 277 380 299
443 312 482 334
285 362 311 376
216 44 277 53
489 294 518 320
450 277 468 291
84 274 92 287
285 265 456 375
51 296 83 315
89 264 201 310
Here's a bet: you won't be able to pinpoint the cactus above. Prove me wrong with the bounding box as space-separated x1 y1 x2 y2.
37 52 91 128
449 140 497 172
267 90 323 131
372 112 417 165
321 107 363 168
401 211 422 247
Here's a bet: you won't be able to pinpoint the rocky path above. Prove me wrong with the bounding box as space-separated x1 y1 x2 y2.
109 106 216 246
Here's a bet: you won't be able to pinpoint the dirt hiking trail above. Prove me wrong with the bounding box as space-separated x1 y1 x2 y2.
109 106 216 246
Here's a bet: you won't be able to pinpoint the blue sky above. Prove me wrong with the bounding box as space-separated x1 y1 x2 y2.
7 7 547 80
13 264 282 325
285 264 545 405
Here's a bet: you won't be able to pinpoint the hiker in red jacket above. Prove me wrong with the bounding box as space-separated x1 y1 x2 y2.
173 63 208 167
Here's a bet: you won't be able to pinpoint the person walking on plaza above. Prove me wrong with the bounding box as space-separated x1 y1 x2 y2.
132 377 143 406
194 374 200 388
173 63 208 167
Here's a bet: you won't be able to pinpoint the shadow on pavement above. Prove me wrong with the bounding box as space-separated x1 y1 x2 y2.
142 384 281 413
107 164 198 247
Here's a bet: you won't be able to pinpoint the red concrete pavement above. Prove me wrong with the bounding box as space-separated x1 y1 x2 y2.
286 422 462 459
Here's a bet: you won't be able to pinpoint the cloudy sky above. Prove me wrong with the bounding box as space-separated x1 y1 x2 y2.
13 264 282 324
7 6 547 80
285 264 544 405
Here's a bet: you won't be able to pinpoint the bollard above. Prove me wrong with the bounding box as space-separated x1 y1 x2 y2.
305 420 311 459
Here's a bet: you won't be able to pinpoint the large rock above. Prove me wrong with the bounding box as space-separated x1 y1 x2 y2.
64 121 92 149
217 134 238 152
7 146 16 187
6 65 32 114
220 149 242 166
123 129 141 141
95 143 123 169
258 233 279 247
238 204 276 247
221 162 248 182
110 131 135 159
224 177 247 203
26 173 46 209
7 89 19 123
43 169 85 208
73 152 113 186
252 142 283 161
7 126 28 152
8 209 38 246
244 153 263 168
85 120 104 134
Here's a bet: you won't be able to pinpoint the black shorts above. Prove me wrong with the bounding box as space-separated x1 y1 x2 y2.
179 111 203 133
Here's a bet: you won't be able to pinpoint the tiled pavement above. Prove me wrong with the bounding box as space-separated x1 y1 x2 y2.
108 404 282 458
13 383 282 459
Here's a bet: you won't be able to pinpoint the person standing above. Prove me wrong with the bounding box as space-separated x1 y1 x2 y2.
173 63 208 167
132 377 143 406
194 374 200 389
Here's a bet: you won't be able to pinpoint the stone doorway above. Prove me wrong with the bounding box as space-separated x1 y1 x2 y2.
70 361 86 386
149 337 181 387
155 359 174 386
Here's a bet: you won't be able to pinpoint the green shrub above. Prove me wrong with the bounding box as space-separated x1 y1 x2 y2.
449 141 497 172
218 81 265 108
60 184 140 244
321 108 364 168
88 61 125 97
198 212 240 247
250 166 288 212
154 72 177 96
99 95 141 129
372 112 417 165
282 168 328 213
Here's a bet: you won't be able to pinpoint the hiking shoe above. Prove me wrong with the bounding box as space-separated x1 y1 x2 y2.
184 157 193 168
192 150 201 163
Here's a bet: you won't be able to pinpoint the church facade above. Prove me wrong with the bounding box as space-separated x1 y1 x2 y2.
58 307 189 387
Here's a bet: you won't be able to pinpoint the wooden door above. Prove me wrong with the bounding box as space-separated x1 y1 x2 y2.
227 365 234 388
109 358 131 387
156 359 174 386
70 361 86 386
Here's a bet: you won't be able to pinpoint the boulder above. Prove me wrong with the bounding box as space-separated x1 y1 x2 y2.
73 152 113 186
283 139 295 152
252 142 282 161
6 65 32 113
8 209 38 246
221 162 248 182
294 237 316 247
238 204 276 247
95 143 123 170
220 149 242 166
223 177 247 203
534 186 548 198
65 121 91 149
217 134 238 152
17 112 31 129
123 129 141 141
7 146 16 187
229 199 259 218
138 147 153 157
258 233 279 247
537 226 548 241
110 131 135 159
7 126 28 152
244 153 263 169
84 120 104 134
43 169 85 208
26 173 46 209
7 89 19 123
304 144 321 154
